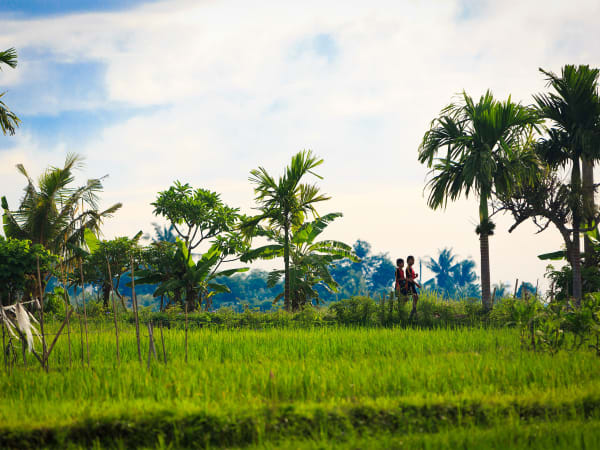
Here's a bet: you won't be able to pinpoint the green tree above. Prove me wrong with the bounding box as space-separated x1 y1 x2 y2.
135 239 247 311
534 65 600 304
246 150 330 311
243 213 358 310
152 182 239 258
419 91 540 310
0 236 57 305
150 182 247 310
82 235 142 308
0 47 20 136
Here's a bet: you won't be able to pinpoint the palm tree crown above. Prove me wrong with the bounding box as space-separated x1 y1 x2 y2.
418 91 541 309
2 153 122 259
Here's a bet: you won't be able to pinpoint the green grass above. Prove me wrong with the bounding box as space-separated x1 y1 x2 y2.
0 323 598 448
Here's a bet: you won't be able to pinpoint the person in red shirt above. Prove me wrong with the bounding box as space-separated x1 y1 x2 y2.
405 255 421 318
394 258 407 298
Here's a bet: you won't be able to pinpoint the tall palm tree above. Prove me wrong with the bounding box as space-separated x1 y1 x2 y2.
0 47 20 136
419 91 540 310
2 153 122 262
246 150 330 311
534 65 600 303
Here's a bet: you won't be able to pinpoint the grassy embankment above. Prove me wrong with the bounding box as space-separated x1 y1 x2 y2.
0 318 598 448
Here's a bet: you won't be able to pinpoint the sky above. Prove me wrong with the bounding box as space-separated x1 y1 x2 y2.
1 0 599 294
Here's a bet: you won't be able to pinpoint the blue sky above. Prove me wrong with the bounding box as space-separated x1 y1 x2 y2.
1 0 599 290
0 0 158 17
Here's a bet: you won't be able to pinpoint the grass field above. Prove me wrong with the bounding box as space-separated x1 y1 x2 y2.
0 321 598 448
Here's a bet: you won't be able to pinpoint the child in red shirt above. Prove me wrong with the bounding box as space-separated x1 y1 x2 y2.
405 255 421 318
395 258 407 297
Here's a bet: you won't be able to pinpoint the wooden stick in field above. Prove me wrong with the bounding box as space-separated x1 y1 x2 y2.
79 260 90 367
159 321 167 364
59 262 72 367
73 281 85 367
185 301 188 364
491 287 497 305
131 255 142 364
42 309 74 364
106 257 120 364
513 279 519 298
146 322 157 369
35 256 48 372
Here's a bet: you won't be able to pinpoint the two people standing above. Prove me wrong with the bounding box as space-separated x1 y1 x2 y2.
394 256 421 319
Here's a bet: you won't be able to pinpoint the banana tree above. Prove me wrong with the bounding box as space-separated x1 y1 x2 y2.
135 238 247 311
242 213 359 310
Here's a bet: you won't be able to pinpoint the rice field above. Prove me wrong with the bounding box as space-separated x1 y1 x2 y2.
0 322 598 448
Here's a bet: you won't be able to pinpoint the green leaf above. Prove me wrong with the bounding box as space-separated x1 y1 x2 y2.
538 250 567 261
84 228 100 253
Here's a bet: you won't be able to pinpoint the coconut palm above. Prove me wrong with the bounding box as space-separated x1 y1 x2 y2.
419 91 541 310
246 150 330 311
0 47 20 136
1 153 122 263
425 248 458 296
534 65 600 304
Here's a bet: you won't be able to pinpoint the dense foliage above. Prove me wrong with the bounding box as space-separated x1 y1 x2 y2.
0 236 57 303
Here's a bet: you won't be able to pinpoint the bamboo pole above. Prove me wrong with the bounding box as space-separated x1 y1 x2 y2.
131 255 142 364
513 278 519 298
59 262 72 368
159 321 167 364
42 309 74 364
146 322 157 369
106 257 120 364
2 317 6 372
79 260 90 367
75 283 85 367
184 301 188 364
491 287 497 305
35 256 47 372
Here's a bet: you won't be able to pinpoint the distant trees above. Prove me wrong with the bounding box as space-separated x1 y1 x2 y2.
0 47 20 136
423 248 479 298
419 91 541 310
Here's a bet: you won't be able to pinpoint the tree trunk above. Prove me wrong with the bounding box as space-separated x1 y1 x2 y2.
480 233 492 311
479 196 492 311
571 157 583 305
102 283 110 309
283 221 291 312
582 156 596 266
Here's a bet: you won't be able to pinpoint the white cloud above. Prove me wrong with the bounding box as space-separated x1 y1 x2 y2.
1 0 599 292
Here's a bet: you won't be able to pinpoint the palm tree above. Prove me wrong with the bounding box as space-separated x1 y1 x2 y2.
452 258 477 287
243 213 358 309
425 248 458 296
0 47 20 136
419 91 540 310
2 153 122 263
534 65 600 304
246 150 330 311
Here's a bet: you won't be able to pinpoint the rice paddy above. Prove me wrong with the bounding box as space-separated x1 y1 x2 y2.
0 320 598 448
